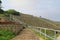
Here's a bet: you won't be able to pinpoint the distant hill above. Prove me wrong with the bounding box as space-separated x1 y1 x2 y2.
15 13 60 30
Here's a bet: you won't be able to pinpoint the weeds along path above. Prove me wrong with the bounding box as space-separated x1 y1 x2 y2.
11 28 44 40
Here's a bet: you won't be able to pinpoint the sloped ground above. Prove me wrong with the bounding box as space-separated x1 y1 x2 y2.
11 28 44 40
15 14 60 30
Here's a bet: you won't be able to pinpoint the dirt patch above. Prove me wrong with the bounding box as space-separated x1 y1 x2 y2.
11 28 44 40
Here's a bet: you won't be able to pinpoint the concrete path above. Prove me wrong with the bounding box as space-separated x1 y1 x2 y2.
11 29 44 40
57 35 60 40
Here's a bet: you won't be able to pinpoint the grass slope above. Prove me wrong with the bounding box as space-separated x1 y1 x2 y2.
15 14 60 30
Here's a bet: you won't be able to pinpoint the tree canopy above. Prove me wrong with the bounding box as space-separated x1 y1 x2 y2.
0 9 4 14
0 0 2 3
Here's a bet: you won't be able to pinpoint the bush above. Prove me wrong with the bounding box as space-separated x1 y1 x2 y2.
5 9 20 16
0 9 4 14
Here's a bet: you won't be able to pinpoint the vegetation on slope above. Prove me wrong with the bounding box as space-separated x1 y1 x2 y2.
5 9 20 16
15 14 60 30
0 30 15 40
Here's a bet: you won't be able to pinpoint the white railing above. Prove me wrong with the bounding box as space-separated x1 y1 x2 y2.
28 26 60 40
10 15 60 40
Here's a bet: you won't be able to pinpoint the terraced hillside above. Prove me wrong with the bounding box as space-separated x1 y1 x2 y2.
13 13 60 40
15 14 60 30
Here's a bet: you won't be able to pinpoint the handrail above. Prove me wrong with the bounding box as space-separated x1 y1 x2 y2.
35 27 60 32
34 28 54 39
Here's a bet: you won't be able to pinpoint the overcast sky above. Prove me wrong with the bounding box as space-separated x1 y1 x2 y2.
2 0 60 21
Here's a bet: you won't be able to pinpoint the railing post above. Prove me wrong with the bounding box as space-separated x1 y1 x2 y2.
54 31 57 40
40 28 41 36
45 28 46 40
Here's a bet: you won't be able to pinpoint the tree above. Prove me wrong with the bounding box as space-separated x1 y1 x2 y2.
0 9 4 14
5 9 20 16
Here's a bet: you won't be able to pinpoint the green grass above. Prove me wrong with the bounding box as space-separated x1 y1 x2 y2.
32 29 52 40
41 29 55 38
31 28 60 40
0 14 5 17
0 30 15 40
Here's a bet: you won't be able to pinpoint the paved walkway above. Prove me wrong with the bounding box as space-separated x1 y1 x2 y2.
11 29 44 40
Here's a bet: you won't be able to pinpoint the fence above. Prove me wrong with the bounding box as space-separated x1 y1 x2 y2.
28 26 60 40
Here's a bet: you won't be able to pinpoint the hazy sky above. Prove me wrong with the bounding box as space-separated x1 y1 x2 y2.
2 0 60 21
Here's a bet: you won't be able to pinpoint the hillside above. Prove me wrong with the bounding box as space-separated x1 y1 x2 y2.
15 13 60 30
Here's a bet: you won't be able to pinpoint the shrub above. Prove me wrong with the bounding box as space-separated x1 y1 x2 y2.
0 30 15 40
5 9 20 16
0 9 4 14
